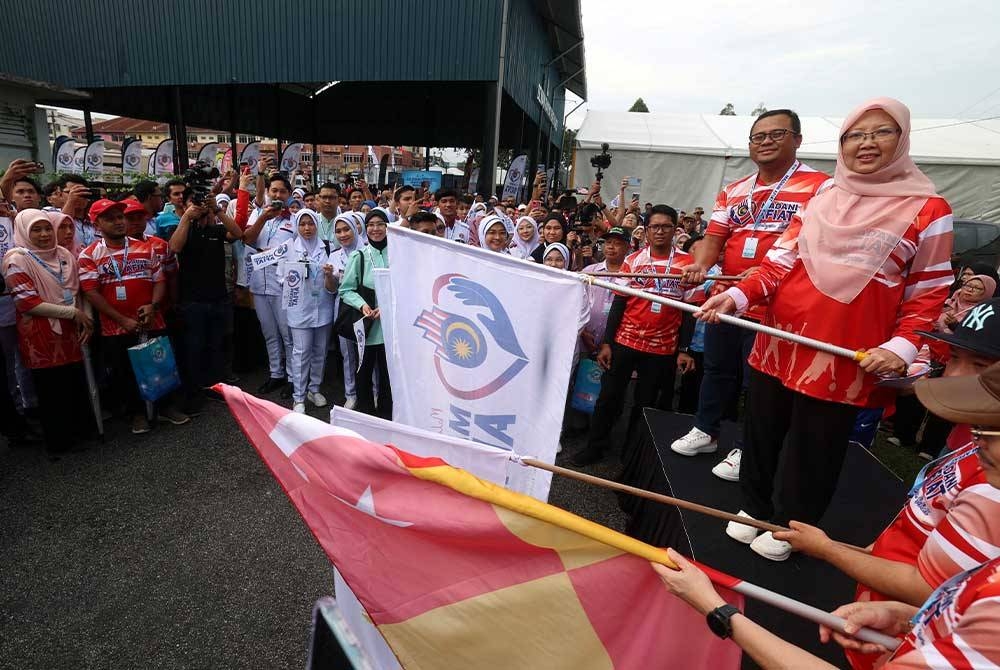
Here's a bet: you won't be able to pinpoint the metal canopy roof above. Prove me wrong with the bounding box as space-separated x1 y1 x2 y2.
535 0 587 99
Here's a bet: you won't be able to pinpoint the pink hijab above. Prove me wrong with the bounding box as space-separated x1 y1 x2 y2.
2 209 80 333
798 97 939 303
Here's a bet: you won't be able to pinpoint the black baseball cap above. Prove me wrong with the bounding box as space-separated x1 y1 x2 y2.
602 226 629 242
918 298 1000 359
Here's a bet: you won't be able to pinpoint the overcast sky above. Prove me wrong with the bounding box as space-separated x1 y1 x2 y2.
566 0 1000 127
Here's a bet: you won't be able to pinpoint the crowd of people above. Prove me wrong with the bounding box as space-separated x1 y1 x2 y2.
3 94 1000 667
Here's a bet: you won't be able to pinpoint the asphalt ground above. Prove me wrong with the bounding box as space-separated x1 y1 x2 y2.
0 362 626 670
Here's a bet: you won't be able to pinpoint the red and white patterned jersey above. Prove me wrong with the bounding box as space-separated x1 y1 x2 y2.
918 483 1000 588
79 237 165 336
613 247 692 356
883 556 1000 669
731 196 954 407
4 254 83 368
860 442 984 604
705 163 829 320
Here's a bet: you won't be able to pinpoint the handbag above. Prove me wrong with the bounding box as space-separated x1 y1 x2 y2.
127 335 182 402
334 250 376 342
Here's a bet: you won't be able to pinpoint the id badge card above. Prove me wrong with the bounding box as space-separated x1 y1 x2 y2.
650 302 662 314
115 285 127 301
741 237 759 259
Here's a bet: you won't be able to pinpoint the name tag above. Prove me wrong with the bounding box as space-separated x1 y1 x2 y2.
741 237 759 259
650 302 661 314
115 286 127 301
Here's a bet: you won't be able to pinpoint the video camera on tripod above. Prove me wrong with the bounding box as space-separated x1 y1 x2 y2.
183 160 220 208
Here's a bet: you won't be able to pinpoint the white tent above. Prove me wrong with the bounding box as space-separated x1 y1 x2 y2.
573 111 1000 222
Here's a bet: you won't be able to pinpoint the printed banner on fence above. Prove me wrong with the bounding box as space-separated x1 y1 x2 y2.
249 242 290 270
83 140 105 174
399 170 441 193
72 147 86 174
501 154 527 201
381 226 586 500
197 142 219 166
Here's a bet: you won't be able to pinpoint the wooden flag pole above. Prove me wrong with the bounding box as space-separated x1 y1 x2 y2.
521 458 868 554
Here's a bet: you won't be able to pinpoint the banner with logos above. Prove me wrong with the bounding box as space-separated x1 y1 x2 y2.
240 141 262 174
72 147 86 174
151 139 174 176
249 241 290 271
399 170 441 193
501 154 527 201
121 138 143 175
196 142 219 166
52 136 76 173
379 226 586 501
279 142 304 173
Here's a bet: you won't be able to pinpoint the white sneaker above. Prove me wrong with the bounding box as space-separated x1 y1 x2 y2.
725 510 760 544
308 392 328 407
343 395 357 410
750 531 793 562
293 402 306 414
670 427 718 456
712 449 742 481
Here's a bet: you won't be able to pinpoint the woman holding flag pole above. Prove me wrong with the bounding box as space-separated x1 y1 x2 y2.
695 98 955 562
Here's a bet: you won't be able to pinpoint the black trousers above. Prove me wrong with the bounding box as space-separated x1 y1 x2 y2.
741 369 857 525
586 343 676 455
676 350 705 414
33 362 92 451
357 344 392 420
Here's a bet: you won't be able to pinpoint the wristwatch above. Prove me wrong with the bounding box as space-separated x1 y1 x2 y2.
706 604 741 639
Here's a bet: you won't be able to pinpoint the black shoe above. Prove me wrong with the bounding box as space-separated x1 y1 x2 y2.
571 446 605 467
280 382 293 399
257 377 286 394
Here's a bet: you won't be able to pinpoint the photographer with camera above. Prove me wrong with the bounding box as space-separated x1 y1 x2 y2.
243 172 296 397
168 175 244 411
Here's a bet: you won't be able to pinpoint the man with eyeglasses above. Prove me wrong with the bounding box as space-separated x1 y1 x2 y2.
674 109 830 481
314 182 343 248
573 205 698 466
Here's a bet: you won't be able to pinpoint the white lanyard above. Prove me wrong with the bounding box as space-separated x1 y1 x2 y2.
743 160 799 236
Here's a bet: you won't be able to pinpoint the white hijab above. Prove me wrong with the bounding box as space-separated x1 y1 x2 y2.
510 216 540 259
477 214 509 253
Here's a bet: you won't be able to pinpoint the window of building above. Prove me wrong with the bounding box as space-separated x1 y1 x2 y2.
344 153 362 164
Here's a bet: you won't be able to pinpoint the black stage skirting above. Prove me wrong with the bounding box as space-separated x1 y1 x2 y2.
619 408 908 669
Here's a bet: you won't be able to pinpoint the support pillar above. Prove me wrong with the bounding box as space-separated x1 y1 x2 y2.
171 86 188 172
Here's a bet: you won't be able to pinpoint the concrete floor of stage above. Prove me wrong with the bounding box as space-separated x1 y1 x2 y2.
0 366 627 669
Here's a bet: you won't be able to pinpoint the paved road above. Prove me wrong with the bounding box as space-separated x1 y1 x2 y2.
0 369 627 669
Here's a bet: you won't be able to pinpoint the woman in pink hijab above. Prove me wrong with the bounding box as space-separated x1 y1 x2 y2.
2 209 94 454
696 98 954 562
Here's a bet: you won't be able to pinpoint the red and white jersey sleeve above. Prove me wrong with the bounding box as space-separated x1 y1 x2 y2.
733 196 954 407
705 164 829 320
917 483 1000 588
859 442 984 606
884 556 1000 670
4 254 83 368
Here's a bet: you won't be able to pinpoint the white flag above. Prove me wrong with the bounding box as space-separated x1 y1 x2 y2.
501 154 527 201
381 227 585 500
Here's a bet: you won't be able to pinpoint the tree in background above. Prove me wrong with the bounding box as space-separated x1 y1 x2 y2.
751 102 768 116
719 103 736 116
629 98 650 113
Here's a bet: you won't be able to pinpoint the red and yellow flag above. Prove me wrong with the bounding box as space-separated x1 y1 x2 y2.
222 385 742 669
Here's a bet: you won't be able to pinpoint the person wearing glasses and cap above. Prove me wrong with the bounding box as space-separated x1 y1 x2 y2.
674 110 830 483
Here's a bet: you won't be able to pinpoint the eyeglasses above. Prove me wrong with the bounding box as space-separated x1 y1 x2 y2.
971 427 1000 442
840 128 899 146
647 224 676 233
748 129 796 145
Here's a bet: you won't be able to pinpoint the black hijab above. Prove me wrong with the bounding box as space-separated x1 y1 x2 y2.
530 214 567 264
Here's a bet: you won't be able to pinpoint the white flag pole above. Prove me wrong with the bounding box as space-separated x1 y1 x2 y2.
581 275 869 363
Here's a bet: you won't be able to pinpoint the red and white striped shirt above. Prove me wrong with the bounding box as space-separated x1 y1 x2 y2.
79 237 165 336
918 483 1000 588
706 163 829 320
730 196 954 407
884 556 1000 669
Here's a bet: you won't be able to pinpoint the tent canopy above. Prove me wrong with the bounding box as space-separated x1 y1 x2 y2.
574 111 1000 221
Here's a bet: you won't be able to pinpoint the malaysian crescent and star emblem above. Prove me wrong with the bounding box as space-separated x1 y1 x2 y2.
331 485 414 528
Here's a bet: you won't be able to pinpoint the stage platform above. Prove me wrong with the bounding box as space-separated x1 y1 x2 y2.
619 409 908 669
